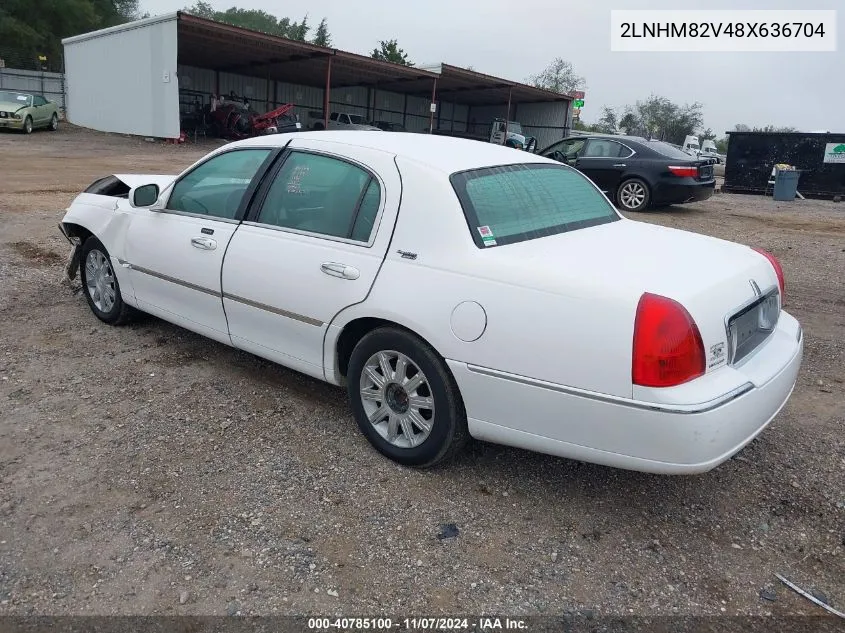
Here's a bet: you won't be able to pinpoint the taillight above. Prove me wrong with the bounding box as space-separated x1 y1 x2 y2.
752 247 785 302
632 293 706 388
667 165 698 178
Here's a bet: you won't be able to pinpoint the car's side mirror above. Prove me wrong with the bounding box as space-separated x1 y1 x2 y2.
130 184 160 208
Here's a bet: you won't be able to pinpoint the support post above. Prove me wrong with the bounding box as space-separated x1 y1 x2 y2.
429 77 437 133
323 56 332 129
402 93 408 128
505 86 512 137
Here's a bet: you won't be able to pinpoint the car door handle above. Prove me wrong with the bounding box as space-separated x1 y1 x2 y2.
190 237 217 250
613 163 627 167
321 262 360 280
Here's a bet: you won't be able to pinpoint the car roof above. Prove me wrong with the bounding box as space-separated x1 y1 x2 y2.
234 131 552 173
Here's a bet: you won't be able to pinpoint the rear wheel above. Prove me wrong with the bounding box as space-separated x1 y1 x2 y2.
49 113 58 131
616 178 650 212
347 327 468 468
80 236 134 325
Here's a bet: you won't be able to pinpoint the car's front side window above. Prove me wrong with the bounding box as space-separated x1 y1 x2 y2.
167 149 271 220
257 151 381 242
451 163 619 248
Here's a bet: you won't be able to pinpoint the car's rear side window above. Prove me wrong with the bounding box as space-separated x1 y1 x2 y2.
450 163 619 248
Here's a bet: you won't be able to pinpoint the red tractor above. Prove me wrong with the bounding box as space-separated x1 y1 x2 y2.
209 100 301 140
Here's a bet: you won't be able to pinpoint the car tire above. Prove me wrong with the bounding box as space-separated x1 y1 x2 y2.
616 178 651 212
49 113 58 131
23 116 33 134
347 327 469 468
79 236 134 325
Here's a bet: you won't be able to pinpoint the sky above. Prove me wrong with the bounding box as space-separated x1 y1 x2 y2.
140 0 844 136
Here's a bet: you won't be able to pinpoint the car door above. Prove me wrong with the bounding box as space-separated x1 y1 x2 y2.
122 147 276 345
31 95 48 125
575 139 635 195
221 139 401 380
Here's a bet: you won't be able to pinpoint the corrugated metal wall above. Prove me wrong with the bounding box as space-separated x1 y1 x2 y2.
515 101 570 148
0 68 65 112
64 16 180 137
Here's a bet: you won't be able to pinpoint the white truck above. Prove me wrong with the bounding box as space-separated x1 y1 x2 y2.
307 111 382 131
700 139 726 164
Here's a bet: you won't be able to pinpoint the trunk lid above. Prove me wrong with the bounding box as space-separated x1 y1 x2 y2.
476 219 779 370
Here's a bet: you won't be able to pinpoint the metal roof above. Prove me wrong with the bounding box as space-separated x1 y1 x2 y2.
175 14 571 106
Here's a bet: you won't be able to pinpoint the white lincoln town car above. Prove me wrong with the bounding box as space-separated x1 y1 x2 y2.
59 132 803 474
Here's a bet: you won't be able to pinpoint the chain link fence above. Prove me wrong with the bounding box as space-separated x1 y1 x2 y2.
0 47 66 115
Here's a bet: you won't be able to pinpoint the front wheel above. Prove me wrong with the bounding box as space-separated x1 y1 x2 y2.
347 327 468 468
79 236 134 325
23 116 33 134
616 178 651 212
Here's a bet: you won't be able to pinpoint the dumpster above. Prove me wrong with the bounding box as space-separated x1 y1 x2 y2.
773 168 801 201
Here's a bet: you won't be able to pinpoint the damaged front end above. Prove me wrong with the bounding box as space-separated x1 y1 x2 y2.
58 222 82 285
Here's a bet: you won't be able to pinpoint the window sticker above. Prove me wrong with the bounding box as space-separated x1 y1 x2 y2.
477 225 497 247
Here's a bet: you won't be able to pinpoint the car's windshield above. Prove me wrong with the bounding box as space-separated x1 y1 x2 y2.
506 122 523 135
647 140 698 160
348 115 365 125
451 163 619 248
0 91 32 106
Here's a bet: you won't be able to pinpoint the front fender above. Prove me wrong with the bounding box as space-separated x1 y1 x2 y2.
60 196 136 300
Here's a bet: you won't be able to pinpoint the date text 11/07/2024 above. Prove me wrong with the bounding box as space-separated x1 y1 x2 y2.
307 617 528 631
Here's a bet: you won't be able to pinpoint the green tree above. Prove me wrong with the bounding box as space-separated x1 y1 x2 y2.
528 58 585 95
594 106 618 134
371 39 413 65
612 95 702 144
0 0 140 71
183 3 312 40
311 17 331 47
699 128 716 141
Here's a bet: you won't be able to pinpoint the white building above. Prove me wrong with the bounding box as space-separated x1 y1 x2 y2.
62 12 573 147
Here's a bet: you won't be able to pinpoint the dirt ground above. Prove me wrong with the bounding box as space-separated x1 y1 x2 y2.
0 125 843 619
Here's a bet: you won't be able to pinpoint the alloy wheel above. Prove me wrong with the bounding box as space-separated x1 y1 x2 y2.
85 249 116 313
359 350 435 448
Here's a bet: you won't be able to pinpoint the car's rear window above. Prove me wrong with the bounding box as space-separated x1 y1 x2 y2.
647 141 697 160
450 163 619 248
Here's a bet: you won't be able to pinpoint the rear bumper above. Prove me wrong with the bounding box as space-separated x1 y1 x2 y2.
449 313 803 474
653 180 715 206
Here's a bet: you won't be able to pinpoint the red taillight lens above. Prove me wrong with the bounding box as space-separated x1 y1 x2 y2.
752 247 785 302
632 293 706 388
668 165 698 178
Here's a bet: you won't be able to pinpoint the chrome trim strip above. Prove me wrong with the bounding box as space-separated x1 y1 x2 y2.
153 209 241 224
124 261 323 327
465 364 754 415
241 220 379 248
223 293 324 327
130 264 221 297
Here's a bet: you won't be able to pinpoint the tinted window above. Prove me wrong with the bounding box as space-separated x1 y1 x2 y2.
541 138 585 159
646 141 697 160
168 149 271 219
258 151 380 241
33 96 47 106
583 139 631 158
451 164 619 248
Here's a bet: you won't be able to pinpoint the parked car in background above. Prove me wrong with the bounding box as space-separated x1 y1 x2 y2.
307 111 382 131
538 134 716 212
58 132 801 474
372 120 407 132
0 91 60 134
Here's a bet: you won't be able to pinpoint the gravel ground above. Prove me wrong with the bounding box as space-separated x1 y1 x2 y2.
0 126 843 619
